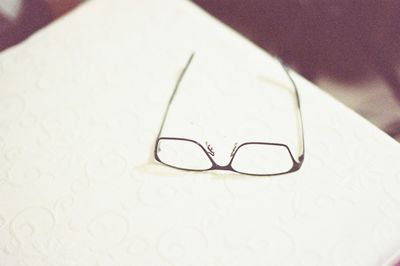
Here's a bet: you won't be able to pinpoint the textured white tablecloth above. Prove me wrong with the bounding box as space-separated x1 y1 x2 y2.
1 0 400 265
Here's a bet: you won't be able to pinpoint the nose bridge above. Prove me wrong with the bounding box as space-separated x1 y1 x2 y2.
212 162 232 171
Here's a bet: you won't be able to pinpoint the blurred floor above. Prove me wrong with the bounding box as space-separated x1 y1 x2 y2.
317 75 400 141
0 0 80 51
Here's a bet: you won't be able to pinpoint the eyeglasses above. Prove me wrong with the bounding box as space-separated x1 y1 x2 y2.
154 53 305 176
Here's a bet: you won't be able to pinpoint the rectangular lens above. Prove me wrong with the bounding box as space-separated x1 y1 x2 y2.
156 138 212 171
231 143 294 175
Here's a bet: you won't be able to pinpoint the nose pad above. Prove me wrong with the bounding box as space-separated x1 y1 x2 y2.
205 142 239 168
230 142 238 157
205 141 215 156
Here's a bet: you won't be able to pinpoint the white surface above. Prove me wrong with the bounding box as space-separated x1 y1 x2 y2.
0 0 400 265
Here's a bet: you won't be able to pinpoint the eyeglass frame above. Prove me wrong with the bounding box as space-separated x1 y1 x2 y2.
154 53 305 176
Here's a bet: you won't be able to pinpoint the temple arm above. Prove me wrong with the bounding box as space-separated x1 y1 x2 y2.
280 63 305 163
156 53 195 139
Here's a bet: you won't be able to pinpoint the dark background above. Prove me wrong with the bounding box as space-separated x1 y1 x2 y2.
1 0 399 139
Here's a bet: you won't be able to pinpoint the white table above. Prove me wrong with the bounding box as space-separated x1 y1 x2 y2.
0 0 400 265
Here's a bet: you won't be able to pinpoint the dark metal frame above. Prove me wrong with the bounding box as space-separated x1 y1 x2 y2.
154 53 305 176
